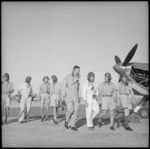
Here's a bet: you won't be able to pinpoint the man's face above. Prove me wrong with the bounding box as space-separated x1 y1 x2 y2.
74 68 80 77
28 79 31 84
105 77 109 82
90 75 95 82
3 76 8 82
122 76 127 83
44 78 48 83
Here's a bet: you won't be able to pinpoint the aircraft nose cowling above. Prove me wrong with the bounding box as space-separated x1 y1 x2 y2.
113 64 125 75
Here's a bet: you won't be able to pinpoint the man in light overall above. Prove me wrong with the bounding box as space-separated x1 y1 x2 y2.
18 76 33 123
61 65 81 131
2 73 14 125
97 73 117 131
83 72 99 131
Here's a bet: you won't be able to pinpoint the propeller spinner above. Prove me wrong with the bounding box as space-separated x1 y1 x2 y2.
113 43 138 81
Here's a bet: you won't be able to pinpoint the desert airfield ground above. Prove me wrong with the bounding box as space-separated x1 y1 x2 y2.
2 100 149 147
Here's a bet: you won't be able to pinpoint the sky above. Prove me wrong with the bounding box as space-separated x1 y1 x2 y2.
2 2 148 94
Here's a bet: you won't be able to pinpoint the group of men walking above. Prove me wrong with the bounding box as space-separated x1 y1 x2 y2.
2 65 134 132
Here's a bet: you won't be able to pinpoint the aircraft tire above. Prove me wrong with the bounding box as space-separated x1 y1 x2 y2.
138 107 149 119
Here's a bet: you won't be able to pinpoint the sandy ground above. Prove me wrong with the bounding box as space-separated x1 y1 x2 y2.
2 100 149 147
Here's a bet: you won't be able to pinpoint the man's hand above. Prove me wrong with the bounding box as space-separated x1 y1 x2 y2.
85 100 88 108
93 95 98 100
97 99 101 106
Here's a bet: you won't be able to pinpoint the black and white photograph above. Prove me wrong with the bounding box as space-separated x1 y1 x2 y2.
1 1 149 147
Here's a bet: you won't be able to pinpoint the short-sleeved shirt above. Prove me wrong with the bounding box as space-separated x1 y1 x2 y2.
98 82 116 96
39 82 51 94
117 82 132 95
19 83 33 99
2 81 13 95
51 82 61 95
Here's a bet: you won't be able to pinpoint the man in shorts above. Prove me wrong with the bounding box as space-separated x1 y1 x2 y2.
97 73 117 130
39 76 51 122
115 74 134 131
2 73 14 124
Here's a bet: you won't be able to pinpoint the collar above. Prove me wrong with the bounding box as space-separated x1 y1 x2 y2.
104 81 111 85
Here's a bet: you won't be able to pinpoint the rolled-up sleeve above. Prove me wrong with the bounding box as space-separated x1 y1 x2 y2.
82 83 87 101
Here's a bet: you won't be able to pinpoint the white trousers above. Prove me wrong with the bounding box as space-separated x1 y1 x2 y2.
85 98 99 127
19 96 32 122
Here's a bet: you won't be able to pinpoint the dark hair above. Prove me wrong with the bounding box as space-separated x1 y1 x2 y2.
3 73 10 81
25 76 32 83
43 76 50 81
87 72 95 82
73 65 80 70
51 75 57 83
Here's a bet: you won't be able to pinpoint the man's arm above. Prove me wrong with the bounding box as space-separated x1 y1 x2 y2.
83 83 88 108
61 75 68 101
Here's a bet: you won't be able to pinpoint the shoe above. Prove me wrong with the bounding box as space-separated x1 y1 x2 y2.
125 127 133 131
41 118 45 122
2 121 5 125
97 121 102 128
116 120 120 128
71 126 78 131
4 120 7 125
45 117 48 121
19 121 24 124
64 121 70 129
110 126 115 131
88 127 94 131
53 119 58 125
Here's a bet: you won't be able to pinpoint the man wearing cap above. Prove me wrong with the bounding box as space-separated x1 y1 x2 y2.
61 65 81 131
115 74 134 131
97 73 117 130
2 73 14 124
18 76 34 123
83 72 99 131
38 76 51 122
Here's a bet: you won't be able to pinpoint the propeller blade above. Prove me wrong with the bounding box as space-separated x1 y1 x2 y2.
118 75 122 82
122 43 138 66
115 56 121 64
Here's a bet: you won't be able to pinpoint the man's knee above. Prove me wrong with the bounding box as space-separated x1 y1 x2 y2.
68 108 74 114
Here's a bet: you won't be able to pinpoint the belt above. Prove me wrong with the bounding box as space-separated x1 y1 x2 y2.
102 95 112 97
41 92 49 94
120 93 129 95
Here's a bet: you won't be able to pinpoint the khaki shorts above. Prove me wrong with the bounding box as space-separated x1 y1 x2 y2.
101 96 116 110
50 94 60 107
120 95 132 110
2 94 11 107
41 93 50 105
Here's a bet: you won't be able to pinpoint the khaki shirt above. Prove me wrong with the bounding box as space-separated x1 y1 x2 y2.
117 82 132 95
98 82 116 97
2 81 14 95
61 74 81 102
39 82 51 94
